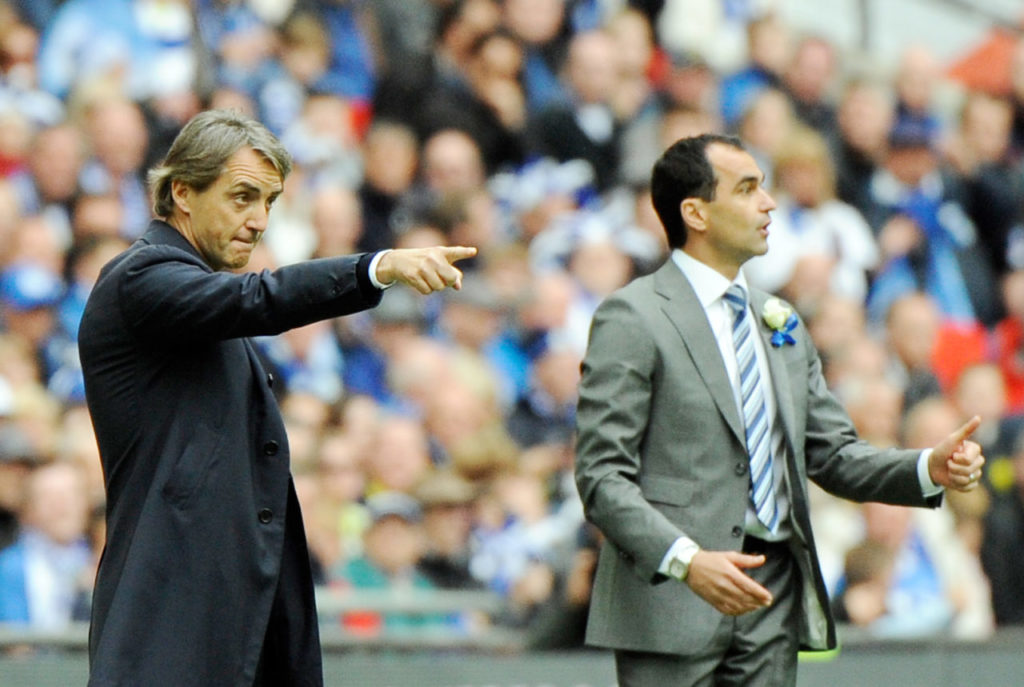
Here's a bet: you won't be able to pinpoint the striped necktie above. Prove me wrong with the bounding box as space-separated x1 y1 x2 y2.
723 284 779 533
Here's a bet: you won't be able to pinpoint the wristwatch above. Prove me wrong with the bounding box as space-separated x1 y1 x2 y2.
666 541 700 581
668 556 690 581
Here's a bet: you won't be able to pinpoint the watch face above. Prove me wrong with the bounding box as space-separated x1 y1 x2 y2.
669 558 686 579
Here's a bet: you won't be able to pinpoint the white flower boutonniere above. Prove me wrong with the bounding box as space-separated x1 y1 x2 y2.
762 298 798 347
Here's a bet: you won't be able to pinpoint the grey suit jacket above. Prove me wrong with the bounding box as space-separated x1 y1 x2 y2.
574 258 939 655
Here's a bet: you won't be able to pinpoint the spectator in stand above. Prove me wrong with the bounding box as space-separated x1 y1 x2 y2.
527 29 622 191
865 119 1000 327
945 91 1023 275
339 288 432 410
37 0 198 101
77 97 151 238
744 126 878 305
438 272 528 409
892 44 942 138
1009 35 1024 158
312 429 370 571
419 28 527 174
0 262 69 391
309 184 364 260
421 128 488 201
951 363 1023 487
357 120 419 253
781 36 838 138
414 469 483 590
333 491 447 635
0 424 37 550
718 13 791 129
830 78 895 218
503 0 571 113
255 11 335 137
883 291 944 412
280 93 362 190
829 538 894 633
363 414 433 496
0 460 92 629
373 0 502 136
507 340 580 450
8 122 85 242
981 428 1024 625
993 269 1024 415
735 87 797 191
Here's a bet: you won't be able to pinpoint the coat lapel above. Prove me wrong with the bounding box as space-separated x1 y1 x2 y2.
653 262 746 449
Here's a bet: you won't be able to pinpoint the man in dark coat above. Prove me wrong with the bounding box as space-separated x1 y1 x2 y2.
79 109 475 686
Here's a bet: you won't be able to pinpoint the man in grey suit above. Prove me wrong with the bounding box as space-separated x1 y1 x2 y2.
574 134 985 686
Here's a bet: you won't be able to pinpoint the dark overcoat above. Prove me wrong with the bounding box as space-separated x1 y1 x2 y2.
79 220 383 686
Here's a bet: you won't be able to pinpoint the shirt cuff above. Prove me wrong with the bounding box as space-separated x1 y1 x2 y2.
658 536 701 580
368 250 394 290
917 448 943 497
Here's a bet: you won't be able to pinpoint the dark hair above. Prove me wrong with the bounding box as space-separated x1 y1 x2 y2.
650 133 745 249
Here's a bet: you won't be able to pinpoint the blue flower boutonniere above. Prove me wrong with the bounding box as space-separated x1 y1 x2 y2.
762 298 798 347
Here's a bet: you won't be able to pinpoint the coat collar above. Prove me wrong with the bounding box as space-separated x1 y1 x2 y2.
139 219 209 268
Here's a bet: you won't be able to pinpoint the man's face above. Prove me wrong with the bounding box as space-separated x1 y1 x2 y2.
696 143 776 273
175 146 283 271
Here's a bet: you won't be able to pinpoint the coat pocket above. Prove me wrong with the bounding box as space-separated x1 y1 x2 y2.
639 473 694 507
161 424 223 510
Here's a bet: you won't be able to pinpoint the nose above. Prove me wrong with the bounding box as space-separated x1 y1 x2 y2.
760 187 777 212
247 201 270 232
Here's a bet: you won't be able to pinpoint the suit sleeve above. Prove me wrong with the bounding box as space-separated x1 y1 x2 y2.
118 246 383 344
799 324 940 508
574 295 689 583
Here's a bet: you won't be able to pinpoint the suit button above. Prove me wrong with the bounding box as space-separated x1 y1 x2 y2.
731 526 743 538
263 440 279 456
258 508 273 524
734 462 747 476
267 372 274 387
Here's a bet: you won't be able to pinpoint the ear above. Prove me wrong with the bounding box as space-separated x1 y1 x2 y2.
170 179 192 216
680 198 707 235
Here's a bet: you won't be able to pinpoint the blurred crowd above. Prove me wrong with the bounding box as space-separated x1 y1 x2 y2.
3 0 1024 649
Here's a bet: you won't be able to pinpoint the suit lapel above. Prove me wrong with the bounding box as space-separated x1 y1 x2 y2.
653 263 746 449
748 289 799 455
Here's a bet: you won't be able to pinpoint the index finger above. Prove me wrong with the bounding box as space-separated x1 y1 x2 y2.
440 246 478 264
950 415 981 444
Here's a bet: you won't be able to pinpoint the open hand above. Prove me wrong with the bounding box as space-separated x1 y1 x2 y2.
375 246 477 294
685 550 773 615
927 415 985 492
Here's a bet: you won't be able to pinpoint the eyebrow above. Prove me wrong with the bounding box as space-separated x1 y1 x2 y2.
734 174 763 190
230 181 282 197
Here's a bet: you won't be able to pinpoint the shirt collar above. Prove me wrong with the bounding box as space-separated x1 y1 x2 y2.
670 248 750 309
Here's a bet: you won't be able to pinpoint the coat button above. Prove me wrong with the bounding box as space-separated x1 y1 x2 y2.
731 525 743 538
267 372 274 387
258 508 273 524
734 462 747 476
263 440 279 456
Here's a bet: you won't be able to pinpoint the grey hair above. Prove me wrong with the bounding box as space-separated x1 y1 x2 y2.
148 109 292 218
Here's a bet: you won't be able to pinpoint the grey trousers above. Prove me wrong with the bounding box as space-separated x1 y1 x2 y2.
615 538 801 687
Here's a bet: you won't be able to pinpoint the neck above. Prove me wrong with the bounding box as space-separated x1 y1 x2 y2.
681 245 741 281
